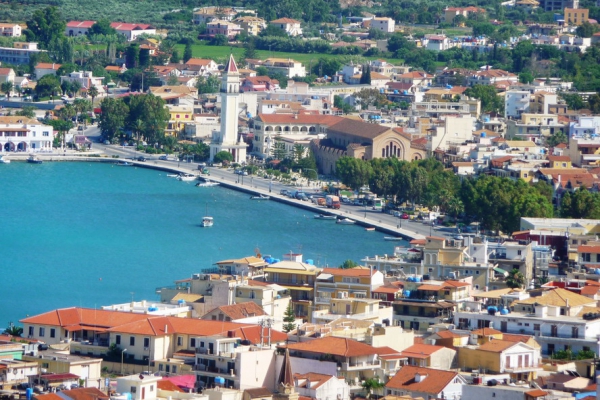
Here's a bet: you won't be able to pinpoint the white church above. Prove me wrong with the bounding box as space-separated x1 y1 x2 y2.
210 54 247 164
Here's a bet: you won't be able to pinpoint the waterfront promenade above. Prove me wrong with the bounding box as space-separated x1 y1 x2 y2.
4 150 432 240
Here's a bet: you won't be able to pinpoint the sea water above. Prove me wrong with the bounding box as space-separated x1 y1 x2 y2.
0 162 403 325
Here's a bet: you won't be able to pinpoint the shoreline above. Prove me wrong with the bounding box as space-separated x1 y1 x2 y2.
4 153 424 241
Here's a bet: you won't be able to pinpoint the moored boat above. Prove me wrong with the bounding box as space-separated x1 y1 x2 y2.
202 203 213 227
177 173 197 182
116 161 132 166
0 155 10 164
27 155 42 164
384 236 403 241
250 194 269 200
314 214 336 220
196 179 220 187
336 218 355 225
365 227 376 231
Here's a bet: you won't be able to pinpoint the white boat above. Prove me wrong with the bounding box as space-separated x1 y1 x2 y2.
314 214 336 220
336 218 355 225
177 173 197 182
166 174 179 178
384 236 403 241
196 180 220 187
0 155 10 164
250 194 269 200
202 203 213 227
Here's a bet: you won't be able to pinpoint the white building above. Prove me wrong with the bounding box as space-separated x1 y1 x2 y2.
269 18 302 36
424 35 454 51
0 42 43 64
60 71 104 92
262 58 306 78
209 55 247 163
0 23 21 37
369 17 395 33
505 90 530 119
0 116 54 153
294 373 350 400
116 374 162 400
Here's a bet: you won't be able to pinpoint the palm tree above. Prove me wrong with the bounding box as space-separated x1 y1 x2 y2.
73 98 92 126
1 81 13 99
3 323 23 337
362 378 384 399
133 119 144 150
88 85 99 105
506 268 526 289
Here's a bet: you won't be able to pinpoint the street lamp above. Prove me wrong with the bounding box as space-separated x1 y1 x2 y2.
121 349 127 375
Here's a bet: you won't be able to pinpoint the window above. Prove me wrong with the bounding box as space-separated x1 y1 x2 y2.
39 327 45 337
50 328 55 338
130 387 137 394
177 337 182 346
172 366 177 373
150 386 154 392
43 131 49 136
28 326 33 336
200 341 205 348
116 335 121 345
159 364 164 372
190 338 196 348
475 271 480 275
572 327 579 338
130 336 135 346
144 337 150 347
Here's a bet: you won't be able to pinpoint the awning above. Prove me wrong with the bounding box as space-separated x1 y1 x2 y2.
317 288 336 293
494 267 509 277
317 274 333 280
264 268 315 275
282 285 313 291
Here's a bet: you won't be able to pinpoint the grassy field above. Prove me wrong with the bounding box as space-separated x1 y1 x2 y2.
176 43 403 67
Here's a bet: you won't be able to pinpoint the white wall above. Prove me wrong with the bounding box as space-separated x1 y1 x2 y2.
238 348 277 391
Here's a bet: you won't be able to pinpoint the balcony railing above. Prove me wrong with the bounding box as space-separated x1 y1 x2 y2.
342 360 381 370
193 365 236 376
315 297 332 304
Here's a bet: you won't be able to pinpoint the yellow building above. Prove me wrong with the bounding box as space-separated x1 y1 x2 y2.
166 105 193 135
314 267 384 310
547 155 572 169
565 8 589 25
263 259 320 319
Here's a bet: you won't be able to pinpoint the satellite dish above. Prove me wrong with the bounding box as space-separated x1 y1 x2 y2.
139 374 144 380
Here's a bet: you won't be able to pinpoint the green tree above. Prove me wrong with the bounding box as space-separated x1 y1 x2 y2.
88 19 117 36
3 323 23 337
183 42 193 63
25 6 66 49
519 71 534 84
361 378 384 399
354 88 388 108
125 44 139 68
170 49 181 64
1 81 13 98
282 304 297 333
88 85 99 105
506 268 526 289
196 75 220 94
125 94 169 144
272 135 287 160
35 74 61 98
333 95 354 115
47 119 74 149
546 130 568 147
560 187 600 219
465 84 503 114
213 150 233 164
576 21 597 38
16 106 35 118
98 97 129 141
243 38 257 61
312 57 341 77
336 156 372 190
359 64 371 84
340 259 358 269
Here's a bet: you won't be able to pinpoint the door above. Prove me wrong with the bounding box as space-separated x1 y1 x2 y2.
346 304 351 314
208 343 214 355
524 354 530 367
518 355 523 368
141 387 145 400
500 321 508 332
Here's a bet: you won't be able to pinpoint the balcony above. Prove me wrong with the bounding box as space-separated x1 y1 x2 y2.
504 363 542 373
315 297 332 304
193 365 237 377
195 349 235 359
70 341 109 356
342 360 381 371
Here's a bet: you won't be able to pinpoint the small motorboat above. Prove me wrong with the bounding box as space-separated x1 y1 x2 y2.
0 155 10 164
384 236 403 241
250 194 269 200
116 161 132 166
177 173 197 182
336 218 355 225
27 155 42 164
166 174 179 178
196 180 219 187
314 214 336 220
365 227 376 231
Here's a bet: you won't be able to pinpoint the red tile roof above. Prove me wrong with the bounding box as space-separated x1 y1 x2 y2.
257 113 344 126
66 21 96 28
157 380 184 392
385 366 461 394
282 336 378 357
471 327 502 336
547 155 571 162
477 340 519 353
399 344 446 359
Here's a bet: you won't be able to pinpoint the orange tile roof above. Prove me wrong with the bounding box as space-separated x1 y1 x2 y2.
547 155 571 162
34 394 64 400
385 366 460 394
373 286 401 294
399 344 446 359
228 325 288 344
283 336 378 357
579 244 600 254
205 301 267 320
294 373 336 389
580 285 600 296
20 307 150 328
321 267 374 277
61 388 109 400
157 380 185 392
477 340 519 353
471 327 502 336
525 389 549 397
501 333 534 343
257 113 344 126
434 330 467 339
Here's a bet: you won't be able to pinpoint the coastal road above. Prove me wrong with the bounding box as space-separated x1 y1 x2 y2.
88 138 455 241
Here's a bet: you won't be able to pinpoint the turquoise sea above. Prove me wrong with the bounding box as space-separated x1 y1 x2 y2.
1 162 402 326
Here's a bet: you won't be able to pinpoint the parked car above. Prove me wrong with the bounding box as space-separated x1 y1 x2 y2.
103 140 110 145
136 156 147 162
158 155 168 160
401 213 409 219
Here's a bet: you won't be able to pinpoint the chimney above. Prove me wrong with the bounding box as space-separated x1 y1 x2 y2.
414 373 426 383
